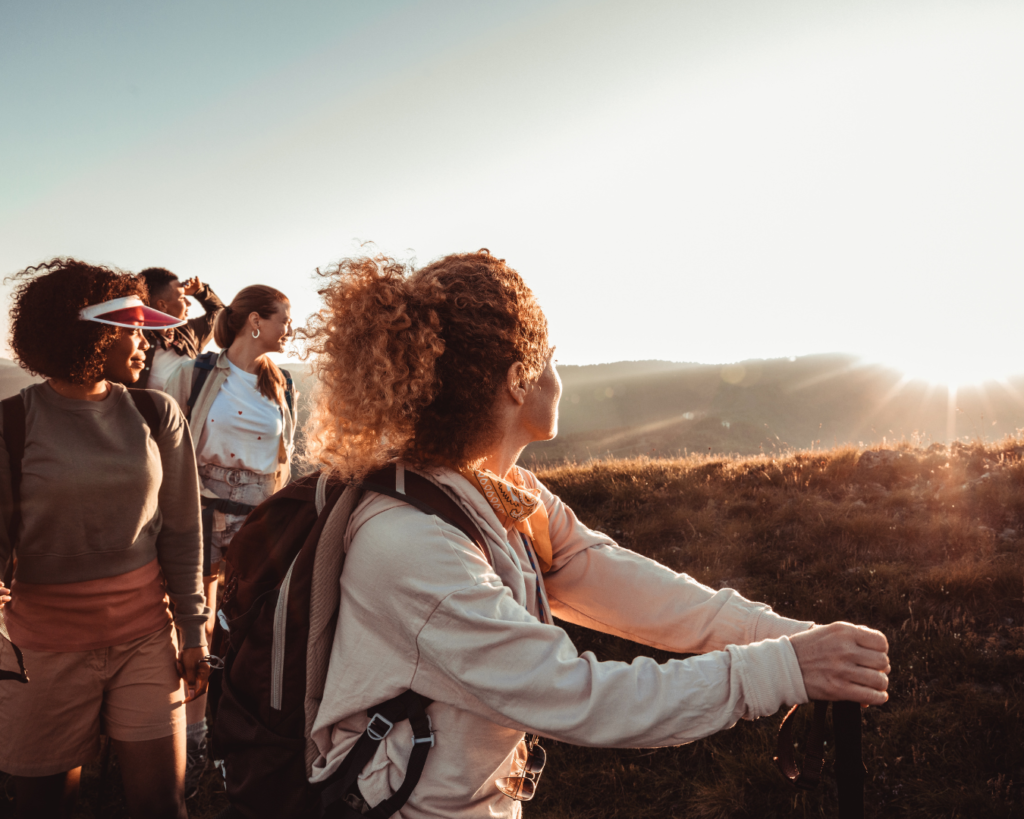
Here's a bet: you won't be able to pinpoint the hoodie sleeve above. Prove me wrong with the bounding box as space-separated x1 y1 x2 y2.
528 472 814 654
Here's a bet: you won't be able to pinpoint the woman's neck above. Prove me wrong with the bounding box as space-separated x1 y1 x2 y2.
474 442 527 480
47 378 109 402
225 336 265 374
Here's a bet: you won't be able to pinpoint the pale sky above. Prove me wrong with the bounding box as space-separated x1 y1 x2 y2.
3 0 1022 386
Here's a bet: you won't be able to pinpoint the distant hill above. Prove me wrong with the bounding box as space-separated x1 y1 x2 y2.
0 358 41 398
8 354 1023 466
523 354 1024 463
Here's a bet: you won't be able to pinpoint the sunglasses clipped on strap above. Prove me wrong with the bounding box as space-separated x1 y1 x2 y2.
496 734 547 801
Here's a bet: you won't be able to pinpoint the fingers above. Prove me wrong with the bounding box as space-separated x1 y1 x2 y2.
193 661 211 699
178 647 212 702
852 624 889 654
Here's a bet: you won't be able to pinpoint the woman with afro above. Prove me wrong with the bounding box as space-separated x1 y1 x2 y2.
0 258 208 819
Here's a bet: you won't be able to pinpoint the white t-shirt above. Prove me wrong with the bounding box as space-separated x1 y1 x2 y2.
147 345 182 392
196 358 283 475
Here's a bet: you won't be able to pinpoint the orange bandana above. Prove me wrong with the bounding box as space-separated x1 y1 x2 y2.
464 467 553 573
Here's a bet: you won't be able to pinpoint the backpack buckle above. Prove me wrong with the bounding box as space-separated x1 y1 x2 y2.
413 716 434 748
366 713 395 741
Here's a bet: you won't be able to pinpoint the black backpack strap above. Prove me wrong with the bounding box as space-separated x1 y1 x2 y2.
361 465 490 564
186 351 218 421
0 394 29 684
126 388 161 437
320 690 435 819
280 368 294 416
317 466 485 817
2 394 26 569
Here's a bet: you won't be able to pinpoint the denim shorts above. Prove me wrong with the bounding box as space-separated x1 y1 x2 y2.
200 463 276 569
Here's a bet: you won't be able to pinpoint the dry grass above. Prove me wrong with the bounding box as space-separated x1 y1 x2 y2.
526 441 1024 818
4 440 1022 818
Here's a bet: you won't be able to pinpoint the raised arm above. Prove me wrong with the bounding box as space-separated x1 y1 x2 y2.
182 279 224 351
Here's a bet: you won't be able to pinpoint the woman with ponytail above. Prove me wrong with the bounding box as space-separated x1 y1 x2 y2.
302 250 890 817
163 284 296 795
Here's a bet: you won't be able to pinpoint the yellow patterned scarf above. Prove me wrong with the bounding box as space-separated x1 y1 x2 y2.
464 466 553 573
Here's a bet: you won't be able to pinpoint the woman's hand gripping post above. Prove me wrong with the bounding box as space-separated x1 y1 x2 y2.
789 622 890 706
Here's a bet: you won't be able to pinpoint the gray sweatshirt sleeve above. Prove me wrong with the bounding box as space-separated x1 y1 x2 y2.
151 392 209 647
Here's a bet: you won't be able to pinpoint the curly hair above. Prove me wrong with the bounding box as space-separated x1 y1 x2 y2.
213 285 290 406
6 257 147 384
300 250 550 478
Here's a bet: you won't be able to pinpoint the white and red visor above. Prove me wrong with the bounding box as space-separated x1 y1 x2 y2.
79 296 185 329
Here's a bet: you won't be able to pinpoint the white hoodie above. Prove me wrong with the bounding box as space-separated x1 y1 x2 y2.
310 465 812 817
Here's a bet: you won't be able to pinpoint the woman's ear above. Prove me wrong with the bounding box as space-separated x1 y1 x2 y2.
506 362 528 406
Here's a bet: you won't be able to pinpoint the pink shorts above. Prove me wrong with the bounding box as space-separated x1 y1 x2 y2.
0 623 185 777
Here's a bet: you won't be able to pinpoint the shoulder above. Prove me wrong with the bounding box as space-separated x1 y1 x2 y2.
346 492 493 592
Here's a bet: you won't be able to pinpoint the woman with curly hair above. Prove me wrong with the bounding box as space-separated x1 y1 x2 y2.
163 284 296 790
0 258 208 819
301 250 891 817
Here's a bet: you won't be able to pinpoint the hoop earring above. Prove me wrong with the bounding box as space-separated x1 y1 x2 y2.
252 328 260 339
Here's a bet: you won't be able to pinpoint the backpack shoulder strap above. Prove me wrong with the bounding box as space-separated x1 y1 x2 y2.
311 465 486 816
2 394 26 579
186 351 218 421
1 394 30 684
280 368 294 417
361 464 489 563
2 394 26 507
126 388 161 437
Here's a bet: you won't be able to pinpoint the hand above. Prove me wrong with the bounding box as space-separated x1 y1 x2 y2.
176 646 212 703
790 621 890 706
181 277 202 296
0 582 9 610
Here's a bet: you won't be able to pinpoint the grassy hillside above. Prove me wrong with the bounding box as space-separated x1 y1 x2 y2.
8 440 1020 818
525 442 1024 818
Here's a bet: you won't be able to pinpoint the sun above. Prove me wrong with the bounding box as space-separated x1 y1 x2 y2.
882 348 1021 390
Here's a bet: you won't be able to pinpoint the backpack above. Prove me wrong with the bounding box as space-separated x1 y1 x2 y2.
210 463 488 819
0 388 162 684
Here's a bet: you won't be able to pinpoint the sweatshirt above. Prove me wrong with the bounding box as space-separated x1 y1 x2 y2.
0 382 208 647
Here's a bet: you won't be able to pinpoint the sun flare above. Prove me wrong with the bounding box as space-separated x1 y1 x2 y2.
880 349 1022 390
